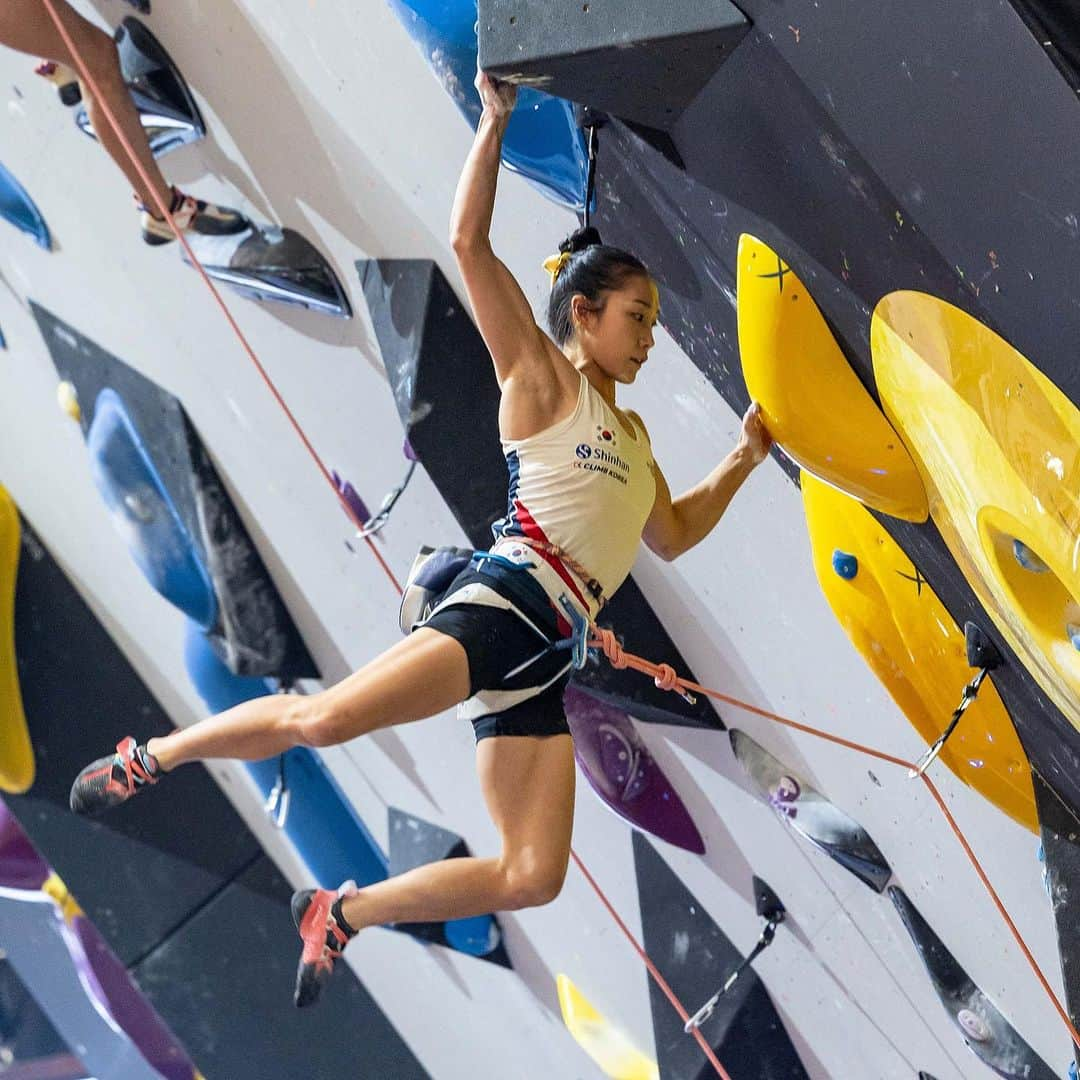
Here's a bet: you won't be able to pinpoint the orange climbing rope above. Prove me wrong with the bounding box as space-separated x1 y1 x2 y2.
590 629 1080 1050
41 3 1078 1070
38 0 401 597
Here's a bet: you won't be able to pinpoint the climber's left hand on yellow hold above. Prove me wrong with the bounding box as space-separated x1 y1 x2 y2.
737 402 773 466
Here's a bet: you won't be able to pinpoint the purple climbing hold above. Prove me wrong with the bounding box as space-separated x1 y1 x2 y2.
331 469 370 526
403 437 418 462
564 686 705 854
768 775 801 819
0 800 49 890
73 915 204 1080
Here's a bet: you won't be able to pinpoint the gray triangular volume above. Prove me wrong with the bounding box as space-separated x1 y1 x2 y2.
386 807 511 969
729 730 893 893
75 17 205 158
358 258 722 730
477 1 749 132
1032 768 1080 1067
887 887 1056 1078
632 831 808 1079
32 303 318 680
388 807 469 874
184 226 352 318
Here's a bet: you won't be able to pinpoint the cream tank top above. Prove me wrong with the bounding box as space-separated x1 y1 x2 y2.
490 371 656 618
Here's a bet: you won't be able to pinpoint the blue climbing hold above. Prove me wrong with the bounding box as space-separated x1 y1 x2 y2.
444 914 501 957
384 0 589 210
1068 623 1080 652
0 162 51 250
183 621 390 889
832 549 859 580
87 389 218 629
1012 538 1049 573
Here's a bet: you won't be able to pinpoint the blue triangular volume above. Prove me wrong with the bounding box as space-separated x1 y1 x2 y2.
632 831 808 1079
358 258 723 729
33 302 318 681
384 0 588 210
183 623 390 890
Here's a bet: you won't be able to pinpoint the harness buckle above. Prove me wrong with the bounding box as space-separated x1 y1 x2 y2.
558 594 590 671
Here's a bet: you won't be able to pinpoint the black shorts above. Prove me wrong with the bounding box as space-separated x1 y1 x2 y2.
421 565 573 742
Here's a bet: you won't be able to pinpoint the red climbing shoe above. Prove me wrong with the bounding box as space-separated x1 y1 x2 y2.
69 736 161 816
291 880 359 1008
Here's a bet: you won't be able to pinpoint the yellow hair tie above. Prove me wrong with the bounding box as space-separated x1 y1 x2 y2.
543 250 572 285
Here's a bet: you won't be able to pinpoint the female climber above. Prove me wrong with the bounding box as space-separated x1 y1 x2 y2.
68 70 773 1007
0 0 245 244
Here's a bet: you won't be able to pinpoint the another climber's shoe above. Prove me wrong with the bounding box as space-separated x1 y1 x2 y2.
291 880 360 1008
34 59 81 106
69 736 161 815
138 186 249 246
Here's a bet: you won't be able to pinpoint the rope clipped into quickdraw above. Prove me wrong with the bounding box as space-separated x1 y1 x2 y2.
685 894 785 1033
592 626 696 704
585 629 1080 1051
37 0 401 596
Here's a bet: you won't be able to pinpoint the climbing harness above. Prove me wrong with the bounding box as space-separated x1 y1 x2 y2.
515 534 607 609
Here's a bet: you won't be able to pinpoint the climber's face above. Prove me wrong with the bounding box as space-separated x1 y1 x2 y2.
571 275 659 384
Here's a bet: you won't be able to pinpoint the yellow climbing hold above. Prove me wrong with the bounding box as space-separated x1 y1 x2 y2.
43 871 84 924
557 974 658 1080
802 471 1036 831
872 291 1080 735
56 379 81 423
736 233 928 522
0 485 33 793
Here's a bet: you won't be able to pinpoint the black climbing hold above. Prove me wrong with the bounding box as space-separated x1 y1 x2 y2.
184 225 352 318
888 886 1056 1078
358 258 724 729
964 622 1003 672
1031 770 1080 1053
478 1 750 132
753 875 785 922
75 18 204 158
633 832 809 1078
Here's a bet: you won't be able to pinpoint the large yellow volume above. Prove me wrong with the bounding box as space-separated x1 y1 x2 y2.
0 485 33 792
872 292 1080 735
802 471 1036 831
737 233 928 522
556 974 658 1080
